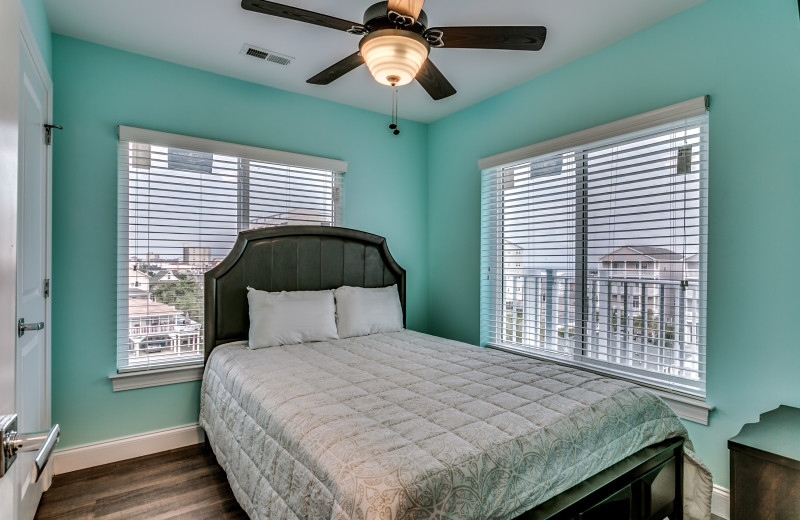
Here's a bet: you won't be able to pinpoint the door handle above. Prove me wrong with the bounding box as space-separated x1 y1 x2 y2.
33 424 60 481
0 414 60 481
17 318 45 337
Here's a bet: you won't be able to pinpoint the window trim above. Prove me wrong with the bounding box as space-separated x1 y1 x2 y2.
109 364 204 392
116 126 347 381
478 96 708 171
118 126 348 173
480 97 709 402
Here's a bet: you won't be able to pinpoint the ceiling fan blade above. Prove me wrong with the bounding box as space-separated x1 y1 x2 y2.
431 26 547 51
415 59 456 101
241 0 359 33
387 0 425 20
307 52 364 85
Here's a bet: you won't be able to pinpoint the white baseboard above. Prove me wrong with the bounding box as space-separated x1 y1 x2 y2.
52 424 205 475
711 484 730 519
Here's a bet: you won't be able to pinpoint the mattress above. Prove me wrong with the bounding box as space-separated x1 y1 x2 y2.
200 330 711 520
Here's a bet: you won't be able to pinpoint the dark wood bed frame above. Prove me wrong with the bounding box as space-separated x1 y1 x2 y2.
203 225 684 520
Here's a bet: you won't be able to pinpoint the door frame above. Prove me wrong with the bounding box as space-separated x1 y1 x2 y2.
0 1 21 420
0 0 21 517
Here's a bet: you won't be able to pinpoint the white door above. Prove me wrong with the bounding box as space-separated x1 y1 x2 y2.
15 17 53 520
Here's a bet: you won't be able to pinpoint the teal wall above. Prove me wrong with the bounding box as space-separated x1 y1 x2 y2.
427 0 800 487
51 35 429 448
48 0 800 491
20 0 51 73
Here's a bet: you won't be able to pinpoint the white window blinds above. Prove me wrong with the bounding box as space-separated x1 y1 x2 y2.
117 127 345 372
480 98 708 396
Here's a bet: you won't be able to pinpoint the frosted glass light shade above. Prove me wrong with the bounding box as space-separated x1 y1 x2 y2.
360 33 429 86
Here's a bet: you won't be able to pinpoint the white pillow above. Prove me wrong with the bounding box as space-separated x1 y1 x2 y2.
334 285 404 339
247 287 338 349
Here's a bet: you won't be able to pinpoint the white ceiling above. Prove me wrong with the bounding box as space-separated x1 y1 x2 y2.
43 0 705 123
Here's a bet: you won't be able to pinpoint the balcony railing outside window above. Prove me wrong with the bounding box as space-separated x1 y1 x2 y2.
501 272 701 382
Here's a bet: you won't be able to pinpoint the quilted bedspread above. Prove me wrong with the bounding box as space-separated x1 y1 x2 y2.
200 330 711 520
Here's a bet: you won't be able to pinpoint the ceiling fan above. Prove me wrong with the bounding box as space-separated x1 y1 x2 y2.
241 0 547 101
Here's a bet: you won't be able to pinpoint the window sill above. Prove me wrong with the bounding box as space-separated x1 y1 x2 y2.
648 389 712 426
109 364 204 392
485 344 712 425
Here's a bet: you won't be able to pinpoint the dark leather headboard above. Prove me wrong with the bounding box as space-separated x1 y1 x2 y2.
204 226 406 362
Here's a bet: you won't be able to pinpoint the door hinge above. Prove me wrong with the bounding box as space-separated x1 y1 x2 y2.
44 124 62 145
44 278 50 298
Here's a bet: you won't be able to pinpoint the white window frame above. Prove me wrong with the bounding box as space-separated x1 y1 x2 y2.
479 97 711 423
112 126 346 390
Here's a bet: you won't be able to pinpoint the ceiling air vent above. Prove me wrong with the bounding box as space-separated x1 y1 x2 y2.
240 44 294 66
246 47 268 60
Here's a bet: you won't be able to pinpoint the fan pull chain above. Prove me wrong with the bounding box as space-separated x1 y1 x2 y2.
388 77 400 136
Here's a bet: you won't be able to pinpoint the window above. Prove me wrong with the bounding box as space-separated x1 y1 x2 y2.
117 126 345 372
480 97 708 396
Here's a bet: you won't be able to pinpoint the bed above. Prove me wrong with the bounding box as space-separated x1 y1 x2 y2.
199 226 711 520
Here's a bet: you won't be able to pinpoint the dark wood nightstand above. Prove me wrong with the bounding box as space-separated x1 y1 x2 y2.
728 405 800 520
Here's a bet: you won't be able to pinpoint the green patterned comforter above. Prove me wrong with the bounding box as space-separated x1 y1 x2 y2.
200 330 711 520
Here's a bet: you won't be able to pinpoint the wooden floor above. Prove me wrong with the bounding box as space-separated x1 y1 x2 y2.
35 444 726 519
35 444 248 519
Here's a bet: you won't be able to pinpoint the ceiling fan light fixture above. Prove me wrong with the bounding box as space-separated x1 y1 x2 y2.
243 0 547 101
360 30 429 86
